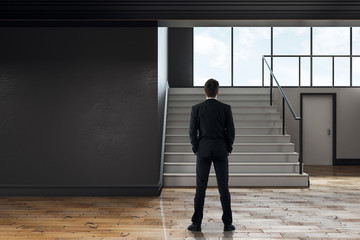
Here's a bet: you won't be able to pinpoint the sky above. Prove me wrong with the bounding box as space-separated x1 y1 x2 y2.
194 27 231 86
194 27 360 87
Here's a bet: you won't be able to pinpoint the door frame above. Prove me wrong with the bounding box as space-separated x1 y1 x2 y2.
300 93 337 165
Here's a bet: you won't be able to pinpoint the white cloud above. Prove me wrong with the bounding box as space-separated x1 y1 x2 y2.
194 74 209 86
353 57 360 86
233 28 270 61
194 29 230 69
313 27 350 55
354 57 360 75
353 28 360 54
274 27 308 36
273 27 310 55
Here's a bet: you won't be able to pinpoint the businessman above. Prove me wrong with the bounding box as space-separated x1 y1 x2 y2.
187 79 235 232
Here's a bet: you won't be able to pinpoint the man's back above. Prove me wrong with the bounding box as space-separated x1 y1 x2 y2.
189 99 235 158
187 79 235 232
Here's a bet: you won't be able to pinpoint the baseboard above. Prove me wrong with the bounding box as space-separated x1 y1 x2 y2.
335 158 360 166
0 185 162 197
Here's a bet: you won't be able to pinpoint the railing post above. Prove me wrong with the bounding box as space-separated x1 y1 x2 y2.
299 118 303 175
332 56 335 87
282 98 285 135
298 56 301 86
262 57 265 87
270 64 273 106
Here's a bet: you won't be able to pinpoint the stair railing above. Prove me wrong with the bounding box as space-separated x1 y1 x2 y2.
261 56 303 174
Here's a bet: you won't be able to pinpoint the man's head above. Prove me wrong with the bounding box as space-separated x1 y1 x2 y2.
204 78 219 98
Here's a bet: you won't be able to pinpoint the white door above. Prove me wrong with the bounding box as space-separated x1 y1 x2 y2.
303 95 333 165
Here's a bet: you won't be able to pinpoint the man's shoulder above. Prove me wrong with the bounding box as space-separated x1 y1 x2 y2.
192 101 206 109
216 100 231 109
192 100 231 109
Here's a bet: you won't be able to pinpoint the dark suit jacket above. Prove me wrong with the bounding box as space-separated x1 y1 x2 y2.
189 99 235 158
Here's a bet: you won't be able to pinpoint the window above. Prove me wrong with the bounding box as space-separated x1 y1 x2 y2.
233 27 270 86
313 27 350 86
273 57 299 86
193 27 231 86
193 26 355 87
352 28 360 86
313 27 350 55
353 27 360 55
273 27 310 86
353 57 360 86
313 57 333 86
273 27 310 55
334 58 350 86
301 57 311 86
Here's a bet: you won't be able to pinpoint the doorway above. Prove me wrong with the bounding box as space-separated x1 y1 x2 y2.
301 93 336 165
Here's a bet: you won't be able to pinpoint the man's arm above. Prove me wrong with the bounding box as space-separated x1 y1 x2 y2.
189 106 199 154
225 105 235 153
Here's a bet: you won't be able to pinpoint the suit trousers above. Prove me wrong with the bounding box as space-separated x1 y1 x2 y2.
191 155 233 226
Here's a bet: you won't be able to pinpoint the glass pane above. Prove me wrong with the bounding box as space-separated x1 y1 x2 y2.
313 57 332 86
334 58 350 86
193 27 231 86
233 27 271 86
273 27 310 55
353 57 360 86
301 57 311 86
313 27 350 55
273 57 299 86
353 28 360 55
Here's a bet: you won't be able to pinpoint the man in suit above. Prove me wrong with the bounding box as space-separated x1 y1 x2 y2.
187 79 235 232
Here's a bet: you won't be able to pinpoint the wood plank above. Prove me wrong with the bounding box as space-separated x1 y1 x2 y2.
0 166 359 239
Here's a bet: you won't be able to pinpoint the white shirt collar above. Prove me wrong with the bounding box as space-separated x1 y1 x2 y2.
206 96 217 100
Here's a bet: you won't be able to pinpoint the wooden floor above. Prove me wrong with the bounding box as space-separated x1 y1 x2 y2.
1 166 360 239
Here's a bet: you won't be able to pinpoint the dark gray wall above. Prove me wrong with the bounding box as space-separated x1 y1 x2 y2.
168 28 193 88
0 27 161 195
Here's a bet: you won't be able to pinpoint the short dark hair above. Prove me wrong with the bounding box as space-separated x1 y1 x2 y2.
204 78 219 97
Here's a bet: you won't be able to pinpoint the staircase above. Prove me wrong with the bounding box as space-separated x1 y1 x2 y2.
163 88 309 187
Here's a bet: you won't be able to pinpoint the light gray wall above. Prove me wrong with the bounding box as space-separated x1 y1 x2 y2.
273 88 360 160
157 27 168 188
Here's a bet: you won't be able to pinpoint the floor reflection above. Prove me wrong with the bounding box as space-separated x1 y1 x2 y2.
188 230 234 240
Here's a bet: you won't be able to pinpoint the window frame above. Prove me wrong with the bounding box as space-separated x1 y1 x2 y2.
193 26 359 88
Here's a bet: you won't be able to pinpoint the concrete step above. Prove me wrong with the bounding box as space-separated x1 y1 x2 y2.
163 173 309 187
169 87 270 95
164 162 300 174
167 119 282 128
169 94 269 101
167 106 279 114
164 152 299 163
165 143 294 153
166 126 283 135
163 88 307 188
168 99 270 107
167 112 280 121
165 134 291 143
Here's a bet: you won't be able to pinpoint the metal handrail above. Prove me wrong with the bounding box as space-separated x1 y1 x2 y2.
262 56 301 120
262 55 303 175
262 54 360 88
264 55 360 57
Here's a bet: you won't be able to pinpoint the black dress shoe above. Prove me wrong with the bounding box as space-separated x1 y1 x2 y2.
187 223 201 232
224 224 235 231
